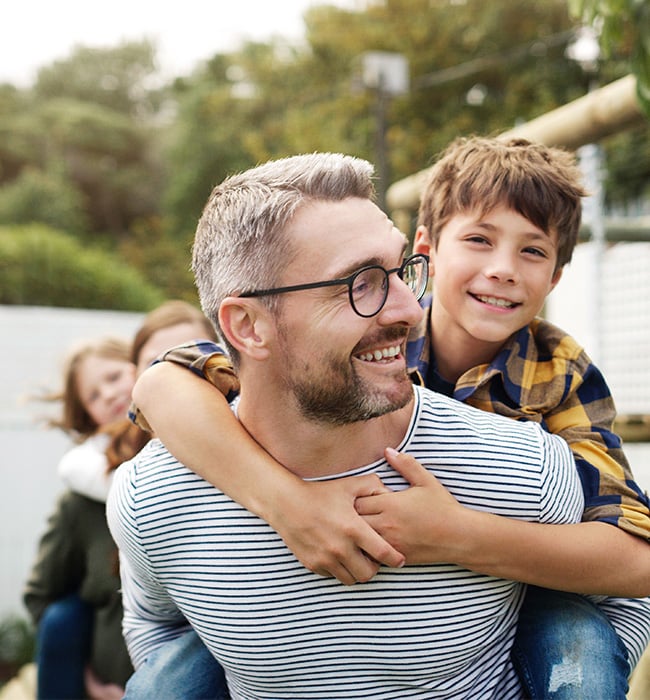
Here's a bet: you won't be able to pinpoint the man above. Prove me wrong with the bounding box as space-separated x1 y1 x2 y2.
108 152 583 698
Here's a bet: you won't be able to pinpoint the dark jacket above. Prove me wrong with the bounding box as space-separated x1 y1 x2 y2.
24 490 133 686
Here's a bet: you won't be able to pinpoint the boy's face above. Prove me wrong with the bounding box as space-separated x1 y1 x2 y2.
415 205 562 350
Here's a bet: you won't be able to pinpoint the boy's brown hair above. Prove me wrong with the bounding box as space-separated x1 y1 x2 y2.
417 136 587 270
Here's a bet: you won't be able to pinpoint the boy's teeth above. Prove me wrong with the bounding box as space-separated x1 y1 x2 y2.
477 295 515 308
358 345 401 362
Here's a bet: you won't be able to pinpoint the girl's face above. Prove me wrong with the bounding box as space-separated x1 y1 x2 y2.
76 355 136 428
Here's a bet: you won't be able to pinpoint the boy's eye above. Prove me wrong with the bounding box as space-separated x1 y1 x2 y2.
466 235 490 245
523 247 548 258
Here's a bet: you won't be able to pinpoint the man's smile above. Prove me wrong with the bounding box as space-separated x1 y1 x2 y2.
355 343 402 363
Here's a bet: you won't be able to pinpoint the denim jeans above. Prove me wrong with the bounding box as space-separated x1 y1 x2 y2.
124 628 228 700
512 586 630 700
36 593 93 700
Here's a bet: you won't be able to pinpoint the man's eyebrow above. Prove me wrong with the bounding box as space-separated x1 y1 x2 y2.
334 242 408 279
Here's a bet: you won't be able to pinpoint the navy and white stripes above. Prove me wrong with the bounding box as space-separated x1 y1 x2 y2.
108 386 584 699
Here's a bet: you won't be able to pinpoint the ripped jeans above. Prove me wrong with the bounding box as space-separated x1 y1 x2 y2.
512 586 630 700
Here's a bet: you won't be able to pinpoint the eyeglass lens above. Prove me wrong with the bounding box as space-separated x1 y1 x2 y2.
350 256 427 317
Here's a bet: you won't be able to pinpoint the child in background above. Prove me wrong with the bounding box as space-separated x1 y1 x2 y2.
128 139 650 699
57 300 220 503
25 337 136 700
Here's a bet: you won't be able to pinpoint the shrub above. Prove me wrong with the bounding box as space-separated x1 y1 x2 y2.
0 615 35 685
0 224 165 311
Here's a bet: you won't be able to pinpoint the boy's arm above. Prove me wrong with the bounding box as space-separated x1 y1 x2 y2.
132 359 405 585
543 360 650 540
357 448 650 598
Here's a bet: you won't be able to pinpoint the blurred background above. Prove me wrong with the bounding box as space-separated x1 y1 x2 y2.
1 0 649 683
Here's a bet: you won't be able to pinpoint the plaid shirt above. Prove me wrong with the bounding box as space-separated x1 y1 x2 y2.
407 295 650 540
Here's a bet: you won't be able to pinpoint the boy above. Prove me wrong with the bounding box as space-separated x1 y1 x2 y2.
129 138 650 698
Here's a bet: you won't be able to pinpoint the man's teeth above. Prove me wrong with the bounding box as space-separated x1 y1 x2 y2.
357 345 401 362
476 295 516 308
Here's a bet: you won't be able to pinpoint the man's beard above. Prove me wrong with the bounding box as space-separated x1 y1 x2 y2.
280 335 413 426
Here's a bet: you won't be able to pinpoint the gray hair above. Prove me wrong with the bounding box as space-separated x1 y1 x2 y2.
192 152 376 361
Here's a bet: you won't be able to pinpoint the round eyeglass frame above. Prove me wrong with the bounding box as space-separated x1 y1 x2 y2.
239 253 429 318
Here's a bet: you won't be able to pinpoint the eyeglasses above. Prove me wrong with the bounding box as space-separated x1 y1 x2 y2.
239 253 429 318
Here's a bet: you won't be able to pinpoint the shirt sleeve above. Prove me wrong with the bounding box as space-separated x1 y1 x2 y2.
129 340 240 433
535 425 585 525
57 435 113 502
544 360 650 540
107 457 190 668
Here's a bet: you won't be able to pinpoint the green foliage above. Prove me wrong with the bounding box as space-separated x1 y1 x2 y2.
570 0 650 114
118 217 198 303
0 168 88 234
0 615 34 683
0 42 165 239
161 0 585 230
34 40 162 118
0 224 165 310
0 0 648 309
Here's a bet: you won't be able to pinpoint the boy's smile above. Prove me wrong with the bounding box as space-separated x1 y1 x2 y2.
419 205 562 380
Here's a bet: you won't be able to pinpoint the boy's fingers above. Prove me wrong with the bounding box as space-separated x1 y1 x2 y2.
384 447 430 486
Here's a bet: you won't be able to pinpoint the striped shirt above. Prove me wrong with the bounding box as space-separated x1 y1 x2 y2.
109 385 583 699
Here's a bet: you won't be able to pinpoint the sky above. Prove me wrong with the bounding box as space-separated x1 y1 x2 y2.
1 0 358 87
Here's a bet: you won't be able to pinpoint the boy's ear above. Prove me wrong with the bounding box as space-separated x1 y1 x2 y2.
218 298 272 361
413 225 434 277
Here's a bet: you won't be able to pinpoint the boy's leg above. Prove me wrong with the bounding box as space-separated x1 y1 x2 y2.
512 586 630 700
124 628 229 700
36 593 93 699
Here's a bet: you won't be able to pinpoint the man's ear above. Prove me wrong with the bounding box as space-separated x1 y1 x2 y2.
413 225 434 277
219 298 272 360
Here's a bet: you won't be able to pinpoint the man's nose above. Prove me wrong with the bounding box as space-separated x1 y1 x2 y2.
378 273 425 327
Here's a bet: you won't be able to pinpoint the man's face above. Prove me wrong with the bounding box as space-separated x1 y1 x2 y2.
270 197 424 425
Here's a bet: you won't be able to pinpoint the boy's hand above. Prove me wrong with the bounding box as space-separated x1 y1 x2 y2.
355 448 471 565
271 474 406 585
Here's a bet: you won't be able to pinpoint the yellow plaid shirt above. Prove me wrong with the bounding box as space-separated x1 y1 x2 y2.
407 296 650 540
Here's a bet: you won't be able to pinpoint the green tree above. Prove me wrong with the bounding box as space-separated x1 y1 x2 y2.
33 40 163 118
0 225 165 310
570 0 650 114
0 168 87 234
162 0 588 231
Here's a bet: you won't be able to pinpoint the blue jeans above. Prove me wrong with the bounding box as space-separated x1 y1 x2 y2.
36 593 93 700
512 586 630 700
124 628 228 700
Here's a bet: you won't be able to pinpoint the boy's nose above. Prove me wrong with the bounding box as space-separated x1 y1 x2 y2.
484 252 519 284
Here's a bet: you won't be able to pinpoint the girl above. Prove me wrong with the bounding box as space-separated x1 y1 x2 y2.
25 337 136 700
